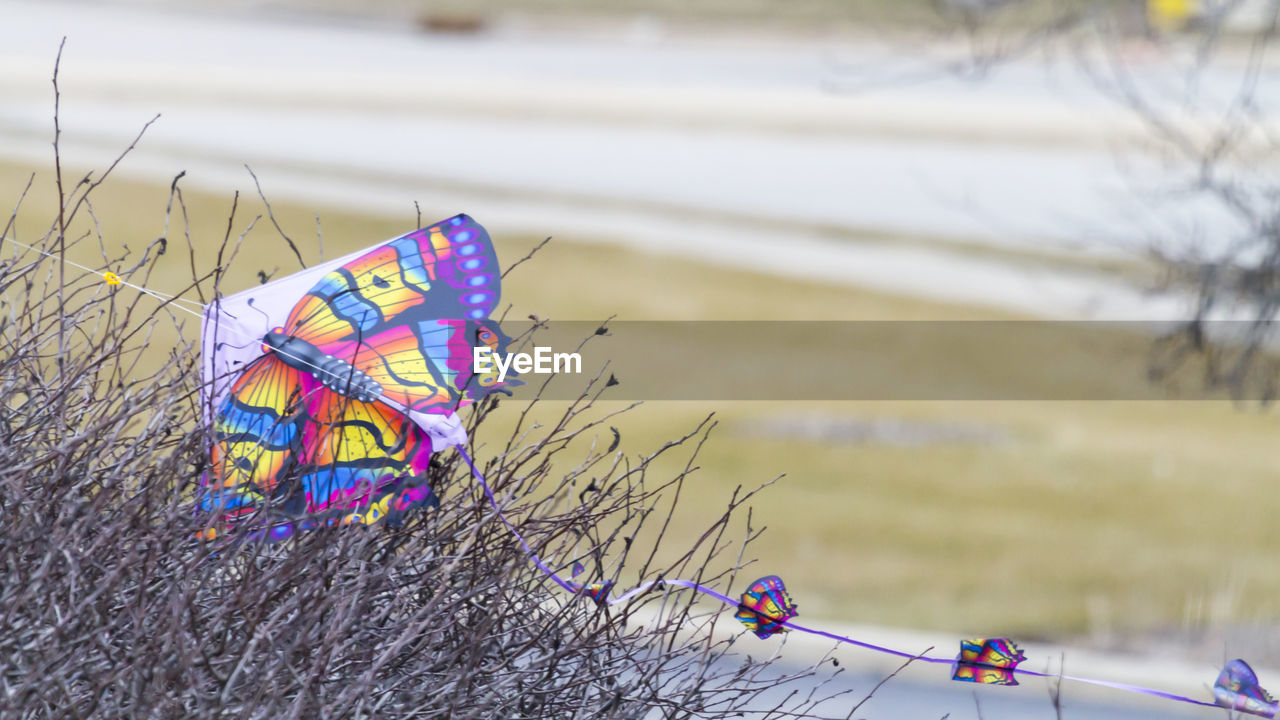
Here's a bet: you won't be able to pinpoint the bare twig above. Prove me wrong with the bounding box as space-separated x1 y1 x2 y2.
502 236 552 280
245 165 306 269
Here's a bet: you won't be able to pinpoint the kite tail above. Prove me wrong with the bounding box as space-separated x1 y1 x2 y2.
455 446 1225 713
454 447 737 606
454 447 577 594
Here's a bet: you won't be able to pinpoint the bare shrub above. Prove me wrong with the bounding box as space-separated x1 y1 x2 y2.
0 54 845 719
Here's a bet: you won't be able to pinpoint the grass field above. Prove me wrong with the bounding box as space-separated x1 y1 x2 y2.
5 158 1279 645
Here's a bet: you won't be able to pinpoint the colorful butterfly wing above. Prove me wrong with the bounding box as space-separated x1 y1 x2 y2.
748 576 799 621
952 638 1027 686
279 215 514 413
312 318 512 417
565 570 612 606
952 664 1018 686
204 354 305 532
582 582 614 605
204 354 440 541
285 215 501 339
735 575 798 638
295 377 437 520
1215 660 1280 717
966 638 1025 667
1218 659 1256 693
733 606 768 637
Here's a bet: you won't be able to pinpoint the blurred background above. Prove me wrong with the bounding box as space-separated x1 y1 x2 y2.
3 0 1279 716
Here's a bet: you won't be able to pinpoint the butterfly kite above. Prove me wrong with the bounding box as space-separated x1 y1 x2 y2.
951 638 1026 686
200 214 516 540
1215 659 1280 718
187 213 1273 717
568 562 614 606
734 575 798 639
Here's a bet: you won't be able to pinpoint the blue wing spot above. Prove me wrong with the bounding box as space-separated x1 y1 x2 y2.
460 258 486 270
457 244 479 256
216 398 297 448
301 466 378 504
449 216 464 226
311 273 348 298
200 489 258 513
451 231 473 243
464 292 490 305
389 237 431 290
468 308 486 319
466 275 489 287
331 292 380 330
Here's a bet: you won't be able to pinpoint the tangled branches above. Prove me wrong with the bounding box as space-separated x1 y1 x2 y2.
0 56 846 719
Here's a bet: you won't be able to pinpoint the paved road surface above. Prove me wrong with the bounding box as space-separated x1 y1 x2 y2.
730 661 1207 719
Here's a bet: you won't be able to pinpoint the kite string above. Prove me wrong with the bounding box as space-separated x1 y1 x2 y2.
0 238 315 379
455 447 577 594
1 235 469 405
0 237 306 407
2 235 209 317
454 447 1222 712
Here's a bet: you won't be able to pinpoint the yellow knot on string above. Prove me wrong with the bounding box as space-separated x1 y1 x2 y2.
104 271 121 286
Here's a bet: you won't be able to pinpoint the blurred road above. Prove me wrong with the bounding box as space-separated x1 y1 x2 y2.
735 662 1206 720
5 0 1277 319
4 0 1276 318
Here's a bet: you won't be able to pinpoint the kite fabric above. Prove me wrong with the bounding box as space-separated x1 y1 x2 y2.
951 638 1026 686
199 214 517 540
567 562 614 605
1215 659 1280 718
734 575 799 639
186 211 1265 717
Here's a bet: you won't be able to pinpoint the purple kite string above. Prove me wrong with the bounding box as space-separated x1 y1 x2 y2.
777 618 952 665
455 447 1221 713
455 448 738 607
1024 672 1219 708
455 446 577 594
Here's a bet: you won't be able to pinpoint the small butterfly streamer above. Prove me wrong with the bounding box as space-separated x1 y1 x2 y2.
1215 659 1280 718
733 575 798 639
951 638 1026 686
